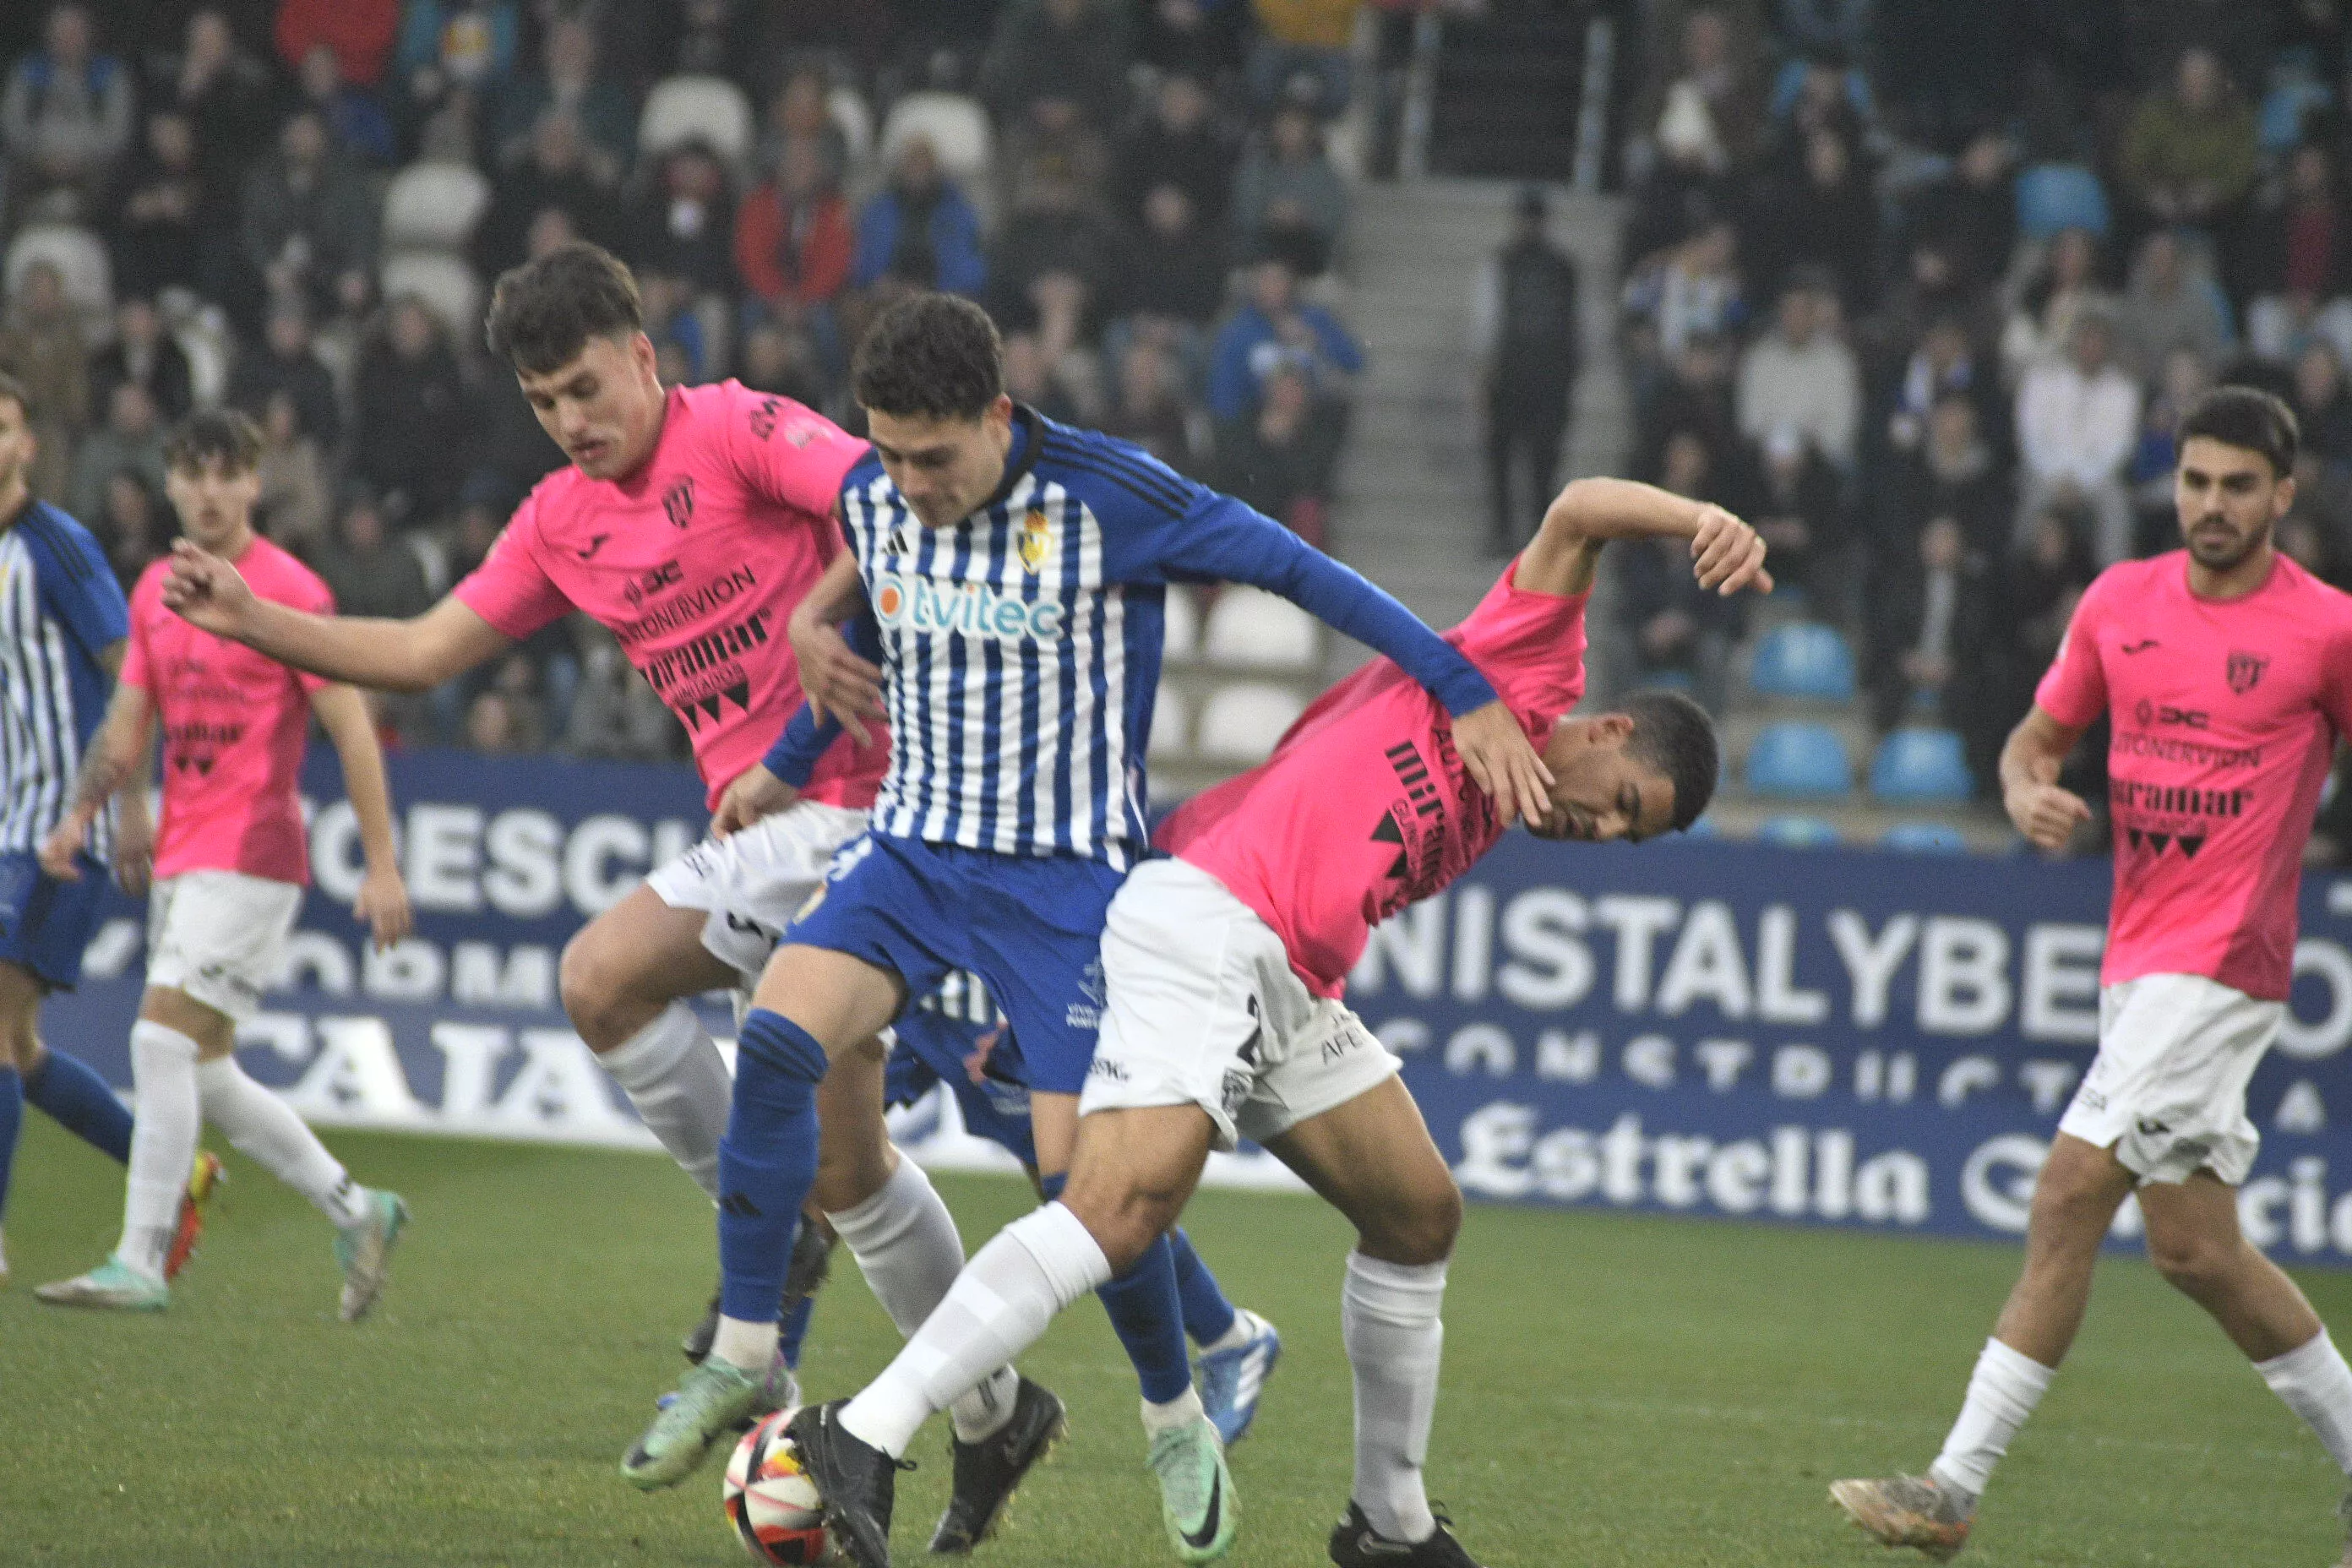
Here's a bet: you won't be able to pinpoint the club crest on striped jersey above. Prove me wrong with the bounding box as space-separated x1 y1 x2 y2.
1018 507 1052 573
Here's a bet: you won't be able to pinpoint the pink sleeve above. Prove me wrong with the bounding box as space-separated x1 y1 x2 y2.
2324 605 2352 743
452 498 573 640
117 575 153 692
1451 564 1591 717
2034 574 2109 728
721 382 869 519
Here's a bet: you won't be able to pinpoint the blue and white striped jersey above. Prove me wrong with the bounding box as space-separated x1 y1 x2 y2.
834 406 1496 870
0 502 127 858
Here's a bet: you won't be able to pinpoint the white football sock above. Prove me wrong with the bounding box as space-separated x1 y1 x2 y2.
1200 1308 1259 1357
2257 1330 2352 1473
1141 1386 1206 1435
194 1056 372 1228
119 1021 203 1282
711 1314 780 1375
1930 1337 2055 1500
597 1003 730 1201
1342 1252 1448 1544
825 1153 1018 1442
840 1201 1111 1458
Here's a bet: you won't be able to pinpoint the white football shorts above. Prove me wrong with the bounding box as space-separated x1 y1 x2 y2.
644 802 871 988
1079 856 1402 1152
145 868 304 1021
2056 972 2280 1185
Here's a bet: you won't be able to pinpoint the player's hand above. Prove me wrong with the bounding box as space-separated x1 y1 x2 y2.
2006 781 2093 853
160 539 259 637
714 765 800 838
36 808 93 881
1690 504 1773 596
110 793 154 899
353 864 414 951
790 614 885 745
1452 700 1554 829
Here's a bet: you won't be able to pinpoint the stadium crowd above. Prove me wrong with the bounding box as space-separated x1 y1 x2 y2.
0 0 1378 760
1614 0 2352 847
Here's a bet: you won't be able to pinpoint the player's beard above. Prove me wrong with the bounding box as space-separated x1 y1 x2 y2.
2186 512 2271 571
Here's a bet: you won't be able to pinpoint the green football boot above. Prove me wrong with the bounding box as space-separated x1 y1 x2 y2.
1148 1415 1238 1563
35 1255 169 1311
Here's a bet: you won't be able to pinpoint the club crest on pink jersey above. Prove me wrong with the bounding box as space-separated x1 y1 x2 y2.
662 476 696 528
2226 650 2269 694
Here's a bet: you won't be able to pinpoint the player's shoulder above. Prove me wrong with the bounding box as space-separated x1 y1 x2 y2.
242 535 333 602
2078 553 2172 612
1029 412 1196 524
19 500 106 570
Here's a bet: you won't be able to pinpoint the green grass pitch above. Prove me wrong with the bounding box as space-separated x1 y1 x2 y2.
3 1118 2345 1566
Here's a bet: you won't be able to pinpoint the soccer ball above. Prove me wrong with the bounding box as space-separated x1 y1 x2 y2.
722 1409 829 1565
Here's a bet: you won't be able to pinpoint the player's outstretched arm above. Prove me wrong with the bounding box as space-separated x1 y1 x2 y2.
1519 477 1774 599
2000 705 2093 853
309 683 414 950
161 541 513 692
40 672 155 895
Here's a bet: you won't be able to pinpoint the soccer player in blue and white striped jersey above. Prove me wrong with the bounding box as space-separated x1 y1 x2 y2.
0 373 191 1286
635 295 1552 1560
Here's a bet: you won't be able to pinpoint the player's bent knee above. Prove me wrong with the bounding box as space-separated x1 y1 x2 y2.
1357 1178 1462 1266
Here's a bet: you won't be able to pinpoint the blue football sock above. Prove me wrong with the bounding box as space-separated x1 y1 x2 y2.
777 1292 816 1371
1168 1228 1239 1347
1043 1171 1195 1405
0 1067 20 1220
24 1048 131 1164
717 1010 828 1325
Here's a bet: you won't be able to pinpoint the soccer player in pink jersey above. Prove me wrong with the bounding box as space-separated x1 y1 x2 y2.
1833 387 2352 1563
784 477 1765 1568
32 411 415 1316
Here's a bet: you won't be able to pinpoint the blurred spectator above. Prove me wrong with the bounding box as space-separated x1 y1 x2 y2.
1898 128 2016 304
999 92 1111 224
443 471 513 580
1777 0 1871 59
1742 425 1846 605
2015 307 2141 563
68 381 166 524
1207 253 1363 424
253 388 331 550
1621 89 1733 274
638 268 710 383
1745 128 1876 311
2293 340 2352 466
1882 390 2011 558
1233 101 1348 276
566 625 678 761
1137 0 1248 81
1002 329 1086 425
1879 313 2001 463
309 483 432 617
1866 515 1998 766
2118 228 2233 371
1248 0 1358 117
1620 427 1738 709
2245 141 2352 365
230 298 342 448
350 295 469 520
1636 327 1737 476
1097 337 1193 470
90 296 193 422
1216 362 1337 542
294 43 396 166
988 161 1117 351
1473 186 1580 556
93 466 167 591
155 9 275 194
850 136 987 297
475 111 612 275
1772 52 1870 147
394 0 522 122
2120 45 2257 237
0 259 89 502
2 5 134 220
658 0 749 79
2126 345 2215 519
1621 218 1744 378
490 17 631 172
108 110 216 300
1117 74 1235 231
1998 498 2098 716
465 686 539 753
980 0 1129 131
758 67 848 188
736 318 828 407
239 109 379 321
736 137 853 328
1115 183 1228 328
624 141 736 303
1999 226 2110 378
274 0 400 88
1734 274 1859 469
1630 7 1767 181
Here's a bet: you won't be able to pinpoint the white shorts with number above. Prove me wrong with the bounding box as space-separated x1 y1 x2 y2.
1079 857 1402 1152
146 869 304 1021
2056 972 2280 1185
644 802 871 988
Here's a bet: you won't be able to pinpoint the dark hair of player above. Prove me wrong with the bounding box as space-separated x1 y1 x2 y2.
0 369 35 424
164 409 263 475
2177 385 2299 478
1610 689 1719 832
852 293 1004 421
484 242 645 374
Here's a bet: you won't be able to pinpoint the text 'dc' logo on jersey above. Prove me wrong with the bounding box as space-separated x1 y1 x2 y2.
1018 508 1052 574
871 574 1066 643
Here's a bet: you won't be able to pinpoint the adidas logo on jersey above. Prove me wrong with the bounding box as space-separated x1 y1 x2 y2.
872 574 1068 643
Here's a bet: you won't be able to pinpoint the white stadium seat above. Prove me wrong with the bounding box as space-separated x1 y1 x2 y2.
1148 686 1190 760
5 222 111 321
1195 682 1306 765
1161 584 1200 662
830 84 875 169
383 161 492 252
379 251 482 339
1203 586 1318 671
639 74 754 162
878 91 993 189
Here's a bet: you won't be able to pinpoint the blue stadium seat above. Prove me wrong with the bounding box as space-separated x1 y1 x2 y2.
1745 721 1853 797
1758 815 1840 848
2015 162 2110 240
1883 821 1969 853
1870 728 1973 803
1748 622 1856 702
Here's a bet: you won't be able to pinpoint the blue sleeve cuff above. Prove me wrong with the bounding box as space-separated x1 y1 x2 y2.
761 701 838 788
